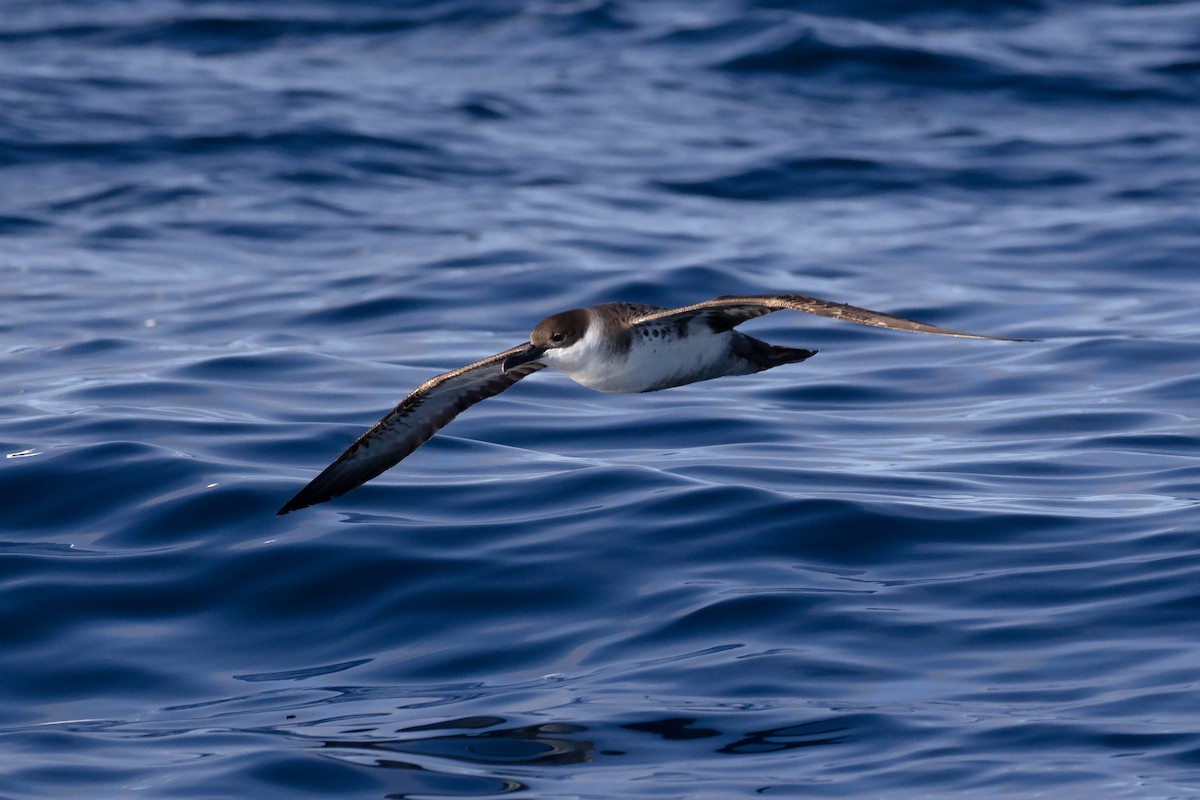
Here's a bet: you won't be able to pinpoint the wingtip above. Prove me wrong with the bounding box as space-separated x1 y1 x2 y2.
977 334 1040 343
276 491 318 516
946 331 1040 343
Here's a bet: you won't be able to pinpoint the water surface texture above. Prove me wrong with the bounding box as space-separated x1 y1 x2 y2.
3 1 1199 797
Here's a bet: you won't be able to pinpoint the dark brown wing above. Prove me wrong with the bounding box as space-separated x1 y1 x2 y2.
278 344 545 515
629 293 1034 340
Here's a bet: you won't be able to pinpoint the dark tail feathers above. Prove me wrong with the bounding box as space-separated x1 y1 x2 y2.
733 334 818 371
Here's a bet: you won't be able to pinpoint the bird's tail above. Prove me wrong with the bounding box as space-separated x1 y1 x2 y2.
760 344 818 368
733 334 818 371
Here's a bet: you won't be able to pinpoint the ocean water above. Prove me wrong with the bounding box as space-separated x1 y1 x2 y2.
3 0 1199 796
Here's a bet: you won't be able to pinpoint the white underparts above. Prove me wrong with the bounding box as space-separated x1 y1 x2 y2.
541 315 753 393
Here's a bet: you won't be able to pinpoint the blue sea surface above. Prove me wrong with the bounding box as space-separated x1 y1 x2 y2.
3 1 1199 796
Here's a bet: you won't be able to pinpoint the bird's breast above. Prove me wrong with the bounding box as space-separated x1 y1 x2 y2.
551 327 745 393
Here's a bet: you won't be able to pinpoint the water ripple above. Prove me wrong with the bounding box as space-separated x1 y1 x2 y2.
3 0 1199 797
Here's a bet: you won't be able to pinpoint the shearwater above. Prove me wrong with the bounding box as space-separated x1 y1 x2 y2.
277 293 1032 514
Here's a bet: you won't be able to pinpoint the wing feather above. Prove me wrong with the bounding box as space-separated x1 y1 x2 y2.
630 293 1034 340
278 344 545 514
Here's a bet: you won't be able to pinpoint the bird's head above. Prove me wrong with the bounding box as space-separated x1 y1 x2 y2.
530 308 588 351
501 308 589 373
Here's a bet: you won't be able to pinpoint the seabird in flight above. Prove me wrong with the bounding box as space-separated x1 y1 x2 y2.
278 293 1031 514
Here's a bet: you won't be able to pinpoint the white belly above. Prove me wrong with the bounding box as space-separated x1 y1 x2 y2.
545 325 746 393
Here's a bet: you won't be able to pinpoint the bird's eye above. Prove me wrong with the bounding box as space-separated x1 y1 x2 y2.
551 333 565 343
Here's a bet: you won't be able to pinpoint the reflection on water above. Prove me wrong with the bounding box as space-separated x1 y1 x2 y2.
16 684 852 797
324 717 591 770
623 715 849 754
319 717 592 795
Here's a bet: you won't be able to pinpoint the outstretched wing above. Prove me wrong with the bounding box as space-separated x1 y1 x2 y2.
629 293 1034 341
278 344 546 515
